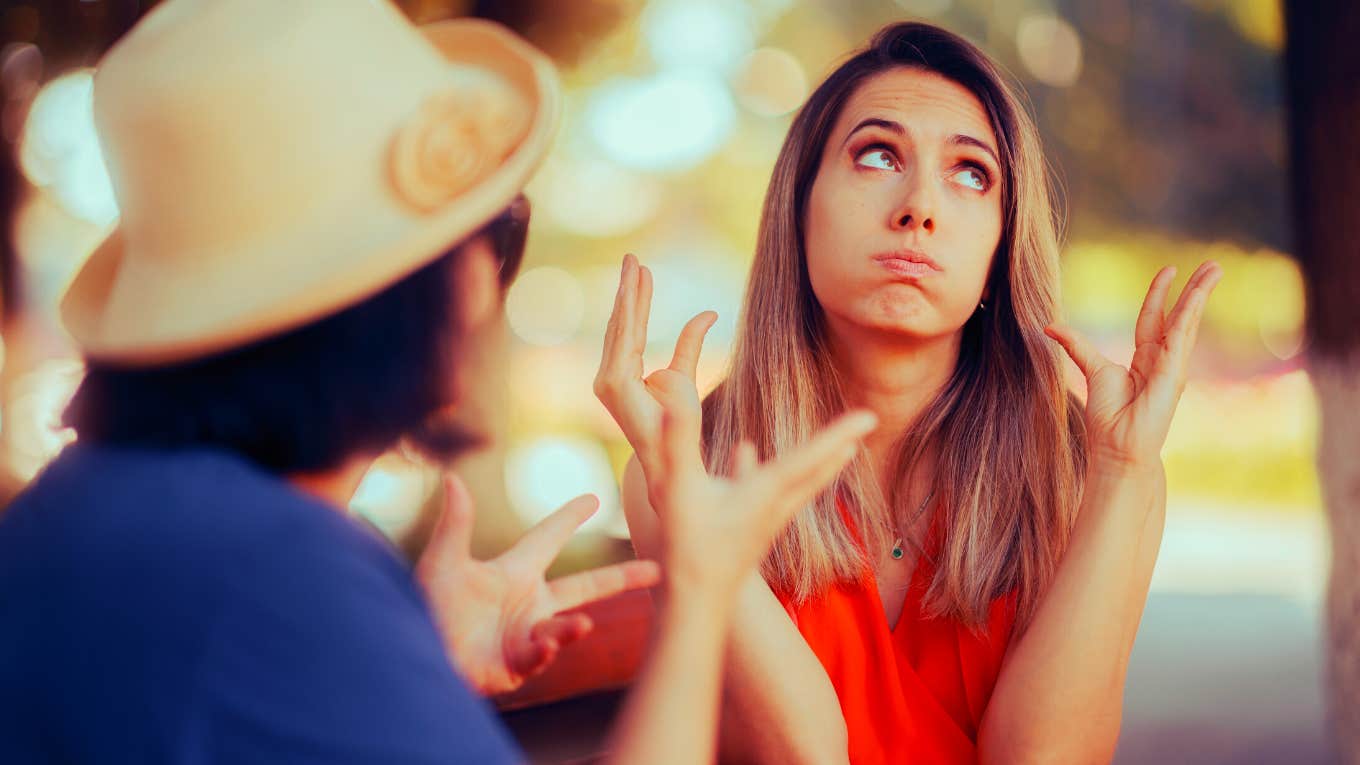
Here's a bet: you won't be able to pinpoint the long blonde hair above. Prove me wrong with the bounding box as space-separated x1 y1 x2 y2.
701 22 1087 629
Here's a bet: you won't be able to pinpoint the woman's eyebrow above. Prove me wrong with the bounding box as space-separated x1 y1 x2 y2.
949 134 1000 168
842 117 1000 169
841 117 904 149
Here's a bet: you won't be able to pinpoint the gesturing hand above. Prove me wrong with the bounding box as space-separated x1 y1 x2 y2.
647 390 879 595
594 253 877 595
416 475 661 695
593 252 718 482
1045 261 1223 469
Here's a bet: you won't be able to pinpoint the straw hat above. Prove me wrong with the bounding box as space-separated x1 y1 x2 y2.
60 0 561 366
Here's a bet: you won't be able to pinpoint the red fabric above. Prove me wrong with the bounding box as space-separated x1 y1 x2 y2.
776 507 1017 764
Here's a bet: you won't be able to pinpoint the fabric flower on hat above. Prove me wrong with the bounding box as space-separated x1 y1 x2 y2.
389 78 531 213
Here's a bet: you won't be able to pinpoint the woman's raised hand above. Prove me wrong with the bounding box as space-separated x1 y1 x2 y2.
594 252 877 596
594 253 718 482
1045 261 1223 471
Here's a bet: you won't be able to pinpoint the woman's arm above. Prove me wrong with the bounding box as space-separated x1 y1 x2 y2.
621 456 850 765
981 261 1222 763
978 460 1164 764
594 254 852 763
605 574 728 765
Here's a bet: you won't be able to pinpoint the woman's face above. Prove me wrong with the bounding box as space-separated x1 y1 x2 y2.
804 67 1003 343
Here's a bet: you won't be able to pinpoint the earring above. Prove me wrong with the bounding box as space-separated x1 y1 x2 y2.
978 299 987 311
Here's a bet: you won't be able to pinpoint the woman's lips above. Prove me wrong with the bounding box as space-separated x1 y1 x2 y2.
873 250 942 279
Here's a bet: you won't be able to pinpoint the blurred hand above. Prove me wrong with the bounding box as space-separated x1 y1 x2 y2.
416 475 661 695
649 393 878 598
1045 261 1223 471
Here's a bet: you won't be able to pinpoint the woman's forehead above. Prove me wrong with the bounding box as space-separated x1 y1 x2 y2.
834 68 995 147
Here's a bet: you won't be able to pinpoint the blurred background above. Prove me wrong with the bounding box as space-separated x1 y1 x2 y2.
0 0 1333 762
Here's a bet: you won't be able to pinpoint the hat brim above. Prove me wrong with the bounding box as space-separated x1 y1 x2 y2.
61 18 561 367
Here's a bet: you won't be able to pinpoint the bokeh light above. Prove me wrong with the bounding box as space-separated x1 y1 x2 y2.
350 453 434 539
892 0 953 17
732 47 808 117
504 435 628 538
585 71 736 172
532 154 663 238
1016 14 1084 88
18 69 117 226
642 0 754 75
506 266 586 347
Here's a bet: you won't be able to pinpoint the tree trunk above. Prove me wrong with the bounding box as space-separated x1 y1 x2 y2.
1284 2 1360 760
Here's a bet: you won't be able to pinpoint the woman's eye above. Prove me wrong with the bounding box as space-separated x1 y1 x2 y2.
952 166 989 191
856 148 899 171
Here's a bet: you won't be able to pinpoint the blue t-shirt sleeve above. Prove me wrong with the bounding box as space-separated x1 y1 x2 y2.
182 517 521 765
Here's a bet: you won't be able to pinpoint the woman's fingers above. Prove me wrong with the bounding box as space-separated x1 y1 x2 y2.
1169 264 1221 356
618 254 640 359
1179 278 1216 358
595 256 651 406
634 264 653 357
1044 323 1111 381
598 256 631 371
1134 266 1177 347
752 411 876 518
1144 265 1220 405
667 311 718 380
1162 261 1220 344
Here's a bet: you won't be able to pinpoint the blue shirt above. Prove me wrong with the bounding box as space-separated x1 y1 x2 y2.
0 444 522 764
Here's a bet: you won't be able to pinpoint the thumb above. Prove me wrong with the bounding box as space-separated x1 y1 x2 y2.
667 311 719 380
425 473 475 565
1044 323 1110 381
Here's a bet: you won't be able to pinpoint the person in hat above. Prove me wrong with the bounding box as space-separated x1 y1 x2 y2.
0 0 877 762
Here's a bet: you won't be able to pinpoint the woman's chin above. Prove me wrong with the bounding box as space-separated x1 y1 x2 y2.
844 314 945 344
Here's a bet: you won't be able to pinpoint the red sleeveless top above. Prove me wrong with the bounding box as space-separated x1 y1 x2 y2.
776 506 1018 764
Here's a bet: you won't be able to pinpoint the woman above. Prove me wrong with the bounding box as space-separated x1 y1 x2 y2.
596 21 1221 764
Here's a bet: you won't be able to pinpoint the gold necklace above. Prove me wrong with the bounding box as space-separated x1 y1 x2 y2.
890 487 936 561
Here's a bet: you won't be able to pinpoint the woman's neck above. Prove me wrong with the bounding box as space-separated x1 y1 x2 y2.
825 319 960 482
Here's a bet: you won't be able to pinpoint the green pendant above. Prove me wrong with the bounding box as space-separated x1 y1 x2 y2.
891 545 904 560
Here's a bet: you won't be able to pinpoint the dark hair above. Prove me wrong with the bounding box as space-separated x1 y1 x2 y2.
64 246 471 474
65 195 533 473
